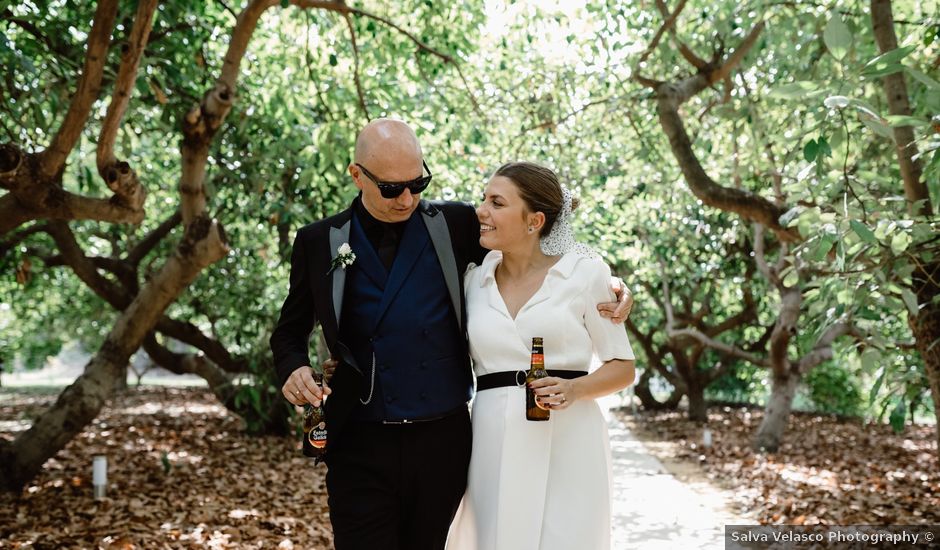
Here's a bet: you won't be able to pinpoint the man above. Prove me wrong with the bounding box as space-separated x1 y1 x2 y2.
270 119 632 550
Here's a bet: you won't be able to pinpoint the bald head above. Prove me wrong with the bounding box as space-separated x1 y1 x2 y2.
349 119 427 222
353 118 423 176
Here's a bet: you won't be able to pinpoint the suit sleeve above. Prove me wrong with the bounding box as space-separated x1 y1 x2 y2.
269 229 317 389
456 201 487 264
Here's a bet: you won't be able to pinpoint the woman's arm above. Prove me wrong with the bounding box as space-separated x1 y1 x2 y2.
529 257 637 409
529 359 635 409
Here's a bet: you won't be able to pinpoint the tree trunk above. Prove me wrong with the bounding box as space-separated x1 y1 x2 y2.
0 345 126 491
686 377 708 423
112 365 129 393
910 264 940 451
870 0 939 453
753 371 801 452
0 218 227 492
870 0 932 216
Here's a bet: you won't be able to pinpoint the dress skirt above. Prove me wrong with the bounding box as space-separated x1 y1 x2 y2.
446 383 612 550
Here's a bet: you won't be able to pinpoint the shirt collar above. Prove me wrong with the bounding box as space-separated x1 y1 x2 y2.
479 250 580 287
353 195 408 234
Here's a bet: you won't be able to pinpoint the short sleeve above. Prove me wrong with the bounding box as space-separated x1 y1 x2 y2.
581 258 635 363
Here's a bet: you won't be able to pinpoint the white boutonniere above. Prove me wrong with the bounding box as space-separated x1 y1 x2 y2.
329 243 356 274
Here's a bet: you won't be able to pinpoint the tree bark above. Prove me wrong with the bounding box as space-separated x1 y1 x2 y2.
37 0 120 178
685 376 708 423
870 0 932 217
911 270 940 452
753 370 801 451
653 91 797 240
0 217 227 492
870 0 940 453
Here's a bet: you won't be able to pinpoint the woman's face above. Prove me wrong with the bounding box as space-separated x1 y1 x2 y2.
476 176 539 251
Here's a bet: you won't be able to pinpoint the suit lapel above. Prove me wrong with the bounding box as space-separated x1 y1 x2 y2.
323 207 363 376
373 212 429 329
329 220 352 328
422 205 463 330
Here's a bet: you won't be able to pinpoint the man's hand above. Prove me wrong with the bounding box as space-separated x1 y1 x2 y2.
282 365 332 407
597 277 634 325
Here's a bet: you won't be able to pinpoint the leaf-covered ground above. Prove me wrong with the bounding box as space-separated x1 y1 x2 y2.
619 406 940 526
4 389 939 548
0 387 331 549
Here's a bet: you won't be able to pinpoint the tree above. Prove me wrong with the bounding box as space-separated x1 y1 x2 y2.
870 0 940 452
625 198 763 422
0 0 484 492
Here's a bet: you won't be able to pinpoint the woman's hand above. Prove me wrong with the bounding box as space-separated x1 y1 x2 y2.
529 376 580 411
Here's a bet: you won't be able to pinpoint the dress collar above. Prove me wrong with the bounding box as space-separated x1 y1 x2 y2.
479 249 580 287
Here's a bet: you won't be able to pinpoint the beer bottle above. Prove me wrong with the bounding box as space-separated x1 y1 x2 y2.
526 337 550 421
302 373 328 458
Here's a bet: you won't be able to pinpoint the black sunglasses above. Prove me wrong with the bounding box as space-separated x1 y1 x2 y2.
355 160 432 199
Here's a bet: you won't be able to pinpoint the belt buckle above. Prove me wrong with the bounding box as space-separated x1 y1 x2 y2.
515 370 527 387
382 419 411 425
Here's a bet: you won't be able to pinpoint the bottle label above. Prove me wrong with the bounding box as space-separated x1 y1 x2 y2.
531 353 544 363
308 424 327 449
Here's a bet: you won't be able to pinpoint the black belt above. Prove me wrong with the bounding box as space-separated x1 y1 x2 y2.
476 370 587 391
379 404 468 425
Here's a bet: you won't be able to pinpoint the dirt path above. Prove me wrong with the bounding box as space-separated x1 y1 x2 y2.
607 413 754 549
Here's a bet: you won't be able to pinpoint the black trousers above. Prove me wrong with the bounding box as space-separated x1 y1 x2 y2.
325 409 472 550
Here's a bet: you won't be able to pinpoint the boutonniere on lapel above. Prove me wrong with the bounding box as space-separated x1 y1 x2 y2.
329 242 356 275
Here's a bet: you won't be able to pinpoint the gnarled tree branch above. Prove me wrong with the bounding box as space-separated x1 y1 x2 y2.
154 317 248 373
127 210 182 266
636 18 798 241
342 12 369 119
95 0 157 213
44 221 133 307
796 322 863 373
38 0 120 178
637 0 689 68
661 273 768 367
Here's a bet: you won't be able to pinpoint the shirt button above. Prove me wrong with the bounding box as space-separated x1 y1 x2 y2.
386 396 394 403
420 392 427 400
420 361 427 369
423 329 429 337
379 364 388 372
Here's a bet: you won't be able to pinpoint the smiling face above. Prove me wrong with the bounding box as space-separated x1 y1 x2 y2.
476 175 544 252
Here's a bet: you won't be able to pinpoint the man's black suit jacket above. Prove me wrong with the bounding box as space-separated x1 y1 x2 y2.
270 198 485 447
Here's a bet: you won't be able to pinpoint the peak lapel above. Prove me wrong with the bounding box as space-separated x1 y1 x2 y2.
329 221 352 328
422 206 462 330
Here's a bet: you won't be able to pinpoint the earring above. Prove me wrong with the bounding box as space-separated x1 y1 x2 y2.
528 227 534 233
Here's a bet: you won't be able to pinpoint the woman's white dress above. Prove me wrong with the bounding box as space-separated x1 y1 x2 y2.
446 250 635 550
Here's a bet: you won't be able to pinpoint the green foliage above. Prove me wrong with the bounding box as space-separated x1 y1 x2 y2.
706 363 768 405
804 361 864 417
2 0 935 435
230 364 290 436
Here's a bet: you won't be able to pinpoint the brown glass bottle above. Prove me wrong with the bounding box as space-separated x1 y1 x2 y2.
526 337 550 421
302 373 328 458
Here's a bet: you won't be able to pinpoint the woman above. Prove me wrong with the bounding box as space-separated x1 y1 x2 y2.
447 162 636 550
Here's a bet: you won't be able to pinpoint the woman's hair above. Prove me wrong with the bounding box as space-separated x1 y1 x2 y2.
494 161 579 237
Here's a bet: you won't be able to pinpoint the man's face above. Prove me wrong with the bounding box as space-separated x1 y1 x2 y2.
351 157 424 223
